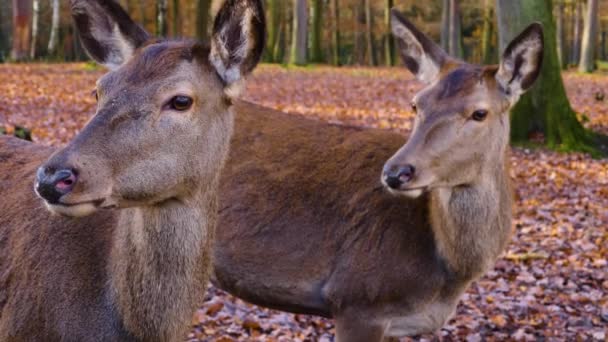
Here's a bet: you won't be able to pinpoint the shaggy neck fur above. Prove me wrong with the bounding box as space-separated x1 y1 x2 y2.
430 154 512 284
108 188 218 341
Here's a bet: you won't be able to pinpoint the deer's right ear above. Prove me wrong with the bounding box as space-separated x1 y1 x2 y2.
71 0 149 70
209 0 266 97
391 9 448 84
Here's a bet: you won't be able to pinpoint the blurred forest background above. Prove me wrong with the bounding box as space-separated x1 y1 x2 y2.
1 0 607 69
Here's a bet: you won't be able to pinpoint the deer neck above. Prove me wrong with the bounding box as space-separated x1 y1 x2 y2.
429 156 512 283
108 188 217 340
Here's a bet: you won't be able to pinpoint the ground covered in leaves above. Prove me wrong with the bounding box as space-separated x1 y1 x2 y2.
1 64 606 341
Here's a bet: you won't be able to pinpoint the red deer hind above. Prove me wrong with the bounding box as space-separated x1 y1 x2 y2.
214 10 543 341
0 0 265 340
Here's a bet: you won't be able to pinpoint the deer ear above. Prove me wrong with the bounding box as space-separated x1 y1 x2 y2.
71 0 149 70
391 9 448 84
209 0 266 96
496 23 544 101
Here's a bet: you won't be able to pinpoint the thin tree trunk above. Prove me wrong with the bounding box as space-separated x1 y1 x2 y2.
11 0 32 61
196 0 211 41
481 0 494 64
601 30 607 61
290 0 308 65
48 0 60 55
555 0 565 68
172 0 180 37
441 0 449 51
266 0 281 62
331 0 340 66
578 0 598 72
30 0 39 59
273 0 288 63
156 0 168 37
571 0 582 65
448 0 462 58
496 0 600 155
384 0 394 66
364 0 376 65
310 0 323 63
0 1 5 61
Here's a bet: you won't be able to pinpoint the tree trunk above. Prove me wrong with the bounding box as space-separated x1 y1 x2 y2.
555 0 566 68
448 0 463 58
354 0 366 65
578 0 598 72
331 0 340 66
29 0 39 59
310 0 323 63
496 0 600 155
364 0 375 65
384 0 394 66
266 0 281 62
441 0 449 51
481 0 495 64
0 1 5 61
290 0 308 65
570 0 582 65
47 0 60 55
195 0 211 41
601 30 607 61
156 0 168 37
11 0 32 61
172 0 180 37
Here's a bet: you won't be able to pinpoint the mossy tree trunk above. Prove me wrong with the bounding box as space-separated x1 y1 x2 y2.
384 0 394 66
496 0 601 155
481 0 495 64
266 0 281 62
310 0 323 63
331 0 341 66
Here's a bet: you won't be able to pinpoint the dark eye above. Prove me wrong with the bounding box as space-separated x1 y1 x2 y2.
169 96 193 111
411 102 417 113
471 109 488 121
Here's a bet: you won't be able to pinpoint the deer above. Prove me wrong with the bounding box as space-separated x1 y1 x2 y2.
213 10 543 341
0 0 265 340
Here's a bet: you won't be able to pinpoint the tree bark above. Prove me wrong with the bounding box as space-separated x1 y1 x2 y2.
384 0 394 66
331 0 340 66
290 0 308 65
441 0 449 51
448 0 463 58
481 0 495 64
156 0 168 37
48 0 60 55
11 0 32 61
496 0 600 155
578 0 598 72
555 0 566 68
310 0 323 63
172 0 180 37
29 0 39 59
266 0 281 62
195 0 211 41
364 0 376 65
570 0 582 65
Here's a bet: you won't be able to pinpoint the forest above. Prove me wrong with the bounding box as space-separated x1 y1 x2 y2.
0 0 607 341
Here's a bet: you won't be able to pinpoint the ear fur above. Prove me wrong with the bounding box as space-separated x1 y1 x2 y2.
209 0 266 96
496 23 544 101
71 0 149 70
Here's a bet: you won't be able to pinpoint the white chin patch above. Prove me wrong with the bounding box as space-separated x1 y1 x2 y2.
46 203 98 217
387 187 424 198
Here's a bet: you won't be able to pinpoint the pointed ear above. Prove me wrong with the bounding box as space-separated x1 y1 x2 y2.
391 9 449 84
209 0 266 96
71 0 149 70
496 23 544 101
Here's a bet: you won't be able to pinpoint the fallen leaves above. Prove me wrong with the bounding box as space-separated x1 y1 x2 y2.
1 63 607 341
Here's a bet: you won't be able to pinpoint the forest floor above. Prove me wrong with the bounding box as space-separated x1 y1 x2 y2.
0 64 607 341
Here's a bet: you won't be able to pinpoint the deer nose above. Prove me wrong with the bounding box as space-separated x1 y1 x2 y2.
35 167 78 204
383 164 416 189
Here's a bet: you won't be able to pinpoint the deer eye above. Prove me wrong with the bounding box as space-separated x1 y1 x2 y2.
471 109 488 122
169 96 193 111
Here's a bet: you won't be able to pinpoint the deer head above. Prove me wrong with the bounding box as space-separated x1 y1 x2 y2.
382 10 543 197
34 0 265 217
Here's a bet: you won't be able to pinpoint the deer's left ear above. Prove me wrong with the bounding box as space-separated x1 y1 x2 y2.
209 0 266 96
496 23 544 101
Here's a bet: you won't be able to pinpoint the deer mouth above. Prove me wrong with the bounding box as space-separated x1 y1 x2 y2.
44 198 108 217
387 185 429 198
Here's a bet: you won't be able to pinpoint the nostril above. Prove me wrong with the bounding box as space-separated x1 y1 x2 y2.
398 165 416 183
53 169 78 193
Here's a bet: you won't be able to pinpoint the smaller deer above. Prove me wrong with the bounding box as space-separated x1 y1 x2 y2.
0 0 264 340
214 10 543 341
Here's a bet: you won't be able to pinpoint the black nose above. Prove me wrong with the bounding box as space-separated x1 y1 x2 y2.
383 164 416 190
35 167 78 204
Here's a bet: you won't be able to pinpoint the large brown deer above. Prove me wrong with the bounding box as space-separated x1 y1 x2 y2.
214 11 543 341
0 0 265 340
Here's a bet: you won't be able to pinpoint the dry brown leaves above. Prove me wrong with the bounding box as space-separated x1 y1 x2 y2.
1 64 607 341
